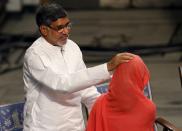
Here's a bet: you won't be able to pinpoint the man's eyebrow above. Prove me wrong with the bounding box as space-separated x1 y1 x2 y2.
56 22 70 28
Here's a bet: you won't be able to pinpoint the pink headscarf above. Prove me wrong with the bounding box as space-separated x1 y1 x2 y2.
86 55 156 131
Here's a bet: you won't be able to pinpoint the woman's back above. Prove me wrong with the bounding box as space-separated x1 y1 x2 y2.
86 55 156 131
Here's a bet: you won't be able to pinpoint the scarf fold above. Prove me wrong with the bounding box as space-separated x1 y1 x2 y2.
86 55 156 131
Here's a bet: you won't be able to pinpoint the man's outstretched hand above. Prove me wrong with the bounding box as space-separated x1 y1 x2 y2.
107 52 135 71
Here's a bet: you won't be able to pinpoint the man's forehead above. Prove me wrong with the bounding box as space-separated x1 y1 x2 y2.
51 17 70 26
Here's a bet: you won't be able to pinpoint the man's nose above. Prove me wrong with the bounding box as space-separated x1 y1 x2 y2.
62 27 70 34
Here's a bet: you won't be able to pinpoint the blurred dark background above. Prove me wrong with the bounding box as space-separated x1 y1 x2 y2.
0 0 182 129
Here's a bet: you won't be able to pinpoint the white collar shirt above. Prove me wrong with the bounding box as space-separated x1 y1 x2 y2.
23 37 111 131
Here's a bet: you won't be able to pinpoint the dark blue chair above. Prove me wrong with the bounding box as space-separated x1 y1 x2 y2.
0 102 24 131
97 82 152 99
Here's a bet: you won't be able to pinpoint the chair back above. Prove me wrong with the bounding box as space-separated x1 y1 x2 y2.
0 102 24 131
97 82 152 99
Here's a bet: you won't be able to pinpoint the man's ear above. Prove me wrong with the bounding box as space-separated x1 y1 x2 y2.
39 25 48 36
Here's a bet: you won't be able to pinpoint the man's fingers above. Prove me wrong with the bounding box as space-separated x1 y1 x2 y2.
107 52 135 71
121 55 133 60
118 53 135 60
118 52 135 57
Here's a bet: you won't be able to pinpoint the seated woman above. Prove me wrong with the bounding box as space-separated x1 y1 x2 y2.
86 55 156 131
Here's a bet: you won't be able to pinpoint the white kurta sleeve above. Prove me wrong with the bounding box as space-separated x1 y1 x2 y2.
24 50 111 94
81 86 100 113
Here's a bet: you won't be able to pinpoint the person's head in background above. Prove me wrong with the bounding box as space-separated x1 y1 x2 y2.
36 3 71 46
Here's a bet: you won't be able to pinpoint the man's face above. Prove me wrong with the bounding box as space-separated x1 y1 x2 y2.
41 17 71 46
